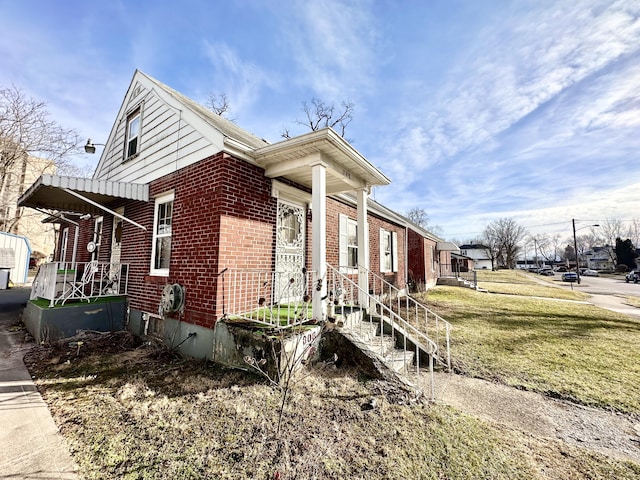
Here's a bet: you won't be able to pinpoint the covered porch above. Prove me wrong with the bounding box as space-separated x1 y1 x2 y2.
253 128 391 322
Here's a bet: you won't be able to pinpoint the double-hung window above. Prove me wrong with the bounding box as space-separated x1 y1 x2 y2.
125 108 141 159
339 214 358 270
150 192 174 276
380 228 398 273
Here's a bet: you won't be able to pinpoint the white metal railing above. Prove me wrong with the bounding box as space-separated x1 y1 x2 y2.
30 261 129 307
219 268 315 328
326 264 446 398
360 265 451 370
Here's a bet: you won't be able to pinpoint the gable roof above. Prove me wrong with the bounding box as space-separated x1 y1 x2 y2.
137 71 268 151
92 70 270 180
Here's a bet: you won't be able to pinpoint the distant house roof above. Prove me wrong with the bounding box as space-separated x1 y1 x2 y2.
459 244 488 250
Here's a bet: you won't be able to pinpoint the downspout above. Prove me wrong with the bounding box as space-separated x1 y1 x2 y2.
405 227 408 290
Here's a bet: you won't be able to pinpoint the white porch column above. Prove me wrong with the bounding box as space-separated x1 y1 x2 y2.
311 162 327 322
357 188 369 306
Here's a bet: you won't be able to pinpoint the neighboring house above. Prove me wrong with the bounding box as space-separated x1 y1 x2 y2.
583 246 615 271
18 70 451 358
0 143 56 263
407 223 458 288
458 244 492 270
451 252 474 273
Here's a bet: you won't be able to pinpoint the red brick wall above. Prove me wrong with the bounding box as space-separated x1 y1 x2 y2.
407 228 440 288
407 228 425 285
49 153 436 328
117 152 277 328
324 197 407 289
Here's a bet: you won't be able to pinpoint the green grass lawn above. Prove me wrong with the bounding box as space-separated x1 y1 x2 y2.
417 282 640 414
19 269 640 478
25 336 640 480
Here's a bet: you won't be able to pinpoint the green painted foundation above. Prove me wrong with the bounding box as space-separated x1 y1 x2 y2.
23 297 128 343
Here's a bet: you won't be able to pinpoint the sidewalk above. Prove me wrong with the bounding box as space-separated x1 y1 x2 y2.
0 287 79 479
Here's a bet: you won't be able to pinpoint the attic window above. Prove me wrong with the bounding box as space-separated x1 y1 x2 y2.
125 108 141 159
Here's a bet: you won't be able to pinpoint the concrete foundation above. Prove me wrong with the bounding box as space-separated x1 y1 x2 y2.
23 298 127 343
212 321 322 380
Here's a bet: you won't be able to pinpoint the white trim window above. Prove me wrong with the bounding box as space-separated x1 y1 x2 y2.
59 227 69 263
92 216 103 261
125 107 141 159
150 192 174 276
339 214 358 269
380 228 398 273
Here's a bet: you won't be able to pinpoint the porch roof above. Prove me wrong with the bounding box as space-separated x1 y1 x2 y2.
253 128 391 195
437 241 460 252
18 174 149 215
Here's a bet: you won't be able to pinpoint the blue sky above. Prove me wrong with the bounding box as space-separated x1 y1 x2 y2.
1 0 639 240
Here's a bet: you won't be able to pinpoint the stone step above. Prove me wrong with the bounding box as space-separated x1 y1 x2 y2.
384 348 416 373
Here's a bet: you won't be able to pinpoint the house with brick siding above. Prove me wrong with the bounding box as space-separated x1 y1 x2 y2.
18 70 455 360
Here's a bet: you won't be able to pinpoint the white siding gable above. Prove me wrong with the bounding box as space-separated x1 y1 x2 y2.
93 72 227 184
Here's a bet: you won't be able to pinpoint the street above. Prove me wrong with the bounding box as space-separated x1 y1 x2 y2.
551 274 640 297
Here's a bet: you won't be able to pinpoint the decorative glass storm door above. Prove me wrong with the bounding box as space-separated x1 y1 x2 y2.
275 200 306 304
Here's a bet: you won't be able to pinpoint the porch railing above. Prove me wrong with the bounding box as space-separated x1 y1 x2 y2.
440 263 477 287
331 264 451 371
31 261 129 307
219 268 315 328
326 265 449 398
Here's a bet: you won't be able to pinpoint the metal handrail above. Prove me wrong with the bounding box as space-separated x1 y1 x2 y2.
326 264 446 399
218 268 315 329
31 261 129 307
355 264 451 370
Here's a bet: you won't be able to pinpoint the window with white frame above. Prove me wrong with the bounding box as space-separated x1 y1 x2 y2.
380 228 398 273
92 216 103 260
150 192 174 276
125 108 141 159
59 227 69 263
339 214 358 269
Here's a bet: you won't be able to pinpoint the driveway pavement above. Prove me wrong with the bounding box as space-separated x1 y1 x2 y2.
0 287 79 479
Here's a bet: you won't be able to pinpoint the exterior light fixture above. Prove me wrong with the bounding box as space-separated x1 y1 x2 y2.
84 138 105 154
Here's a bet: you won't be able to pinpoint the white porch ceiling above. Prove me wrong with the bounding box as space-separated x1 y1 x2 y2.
253 128 390 195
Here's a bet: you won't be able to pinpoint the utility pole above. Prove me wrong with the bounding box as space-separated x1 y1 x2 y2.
573 218 581 285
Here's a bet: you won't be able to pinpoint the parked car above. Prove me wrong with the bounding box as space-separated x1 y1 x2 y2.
555 266 567 272
625 271 640 283
582 269 599 277
562 272 578 282
539 269 555 276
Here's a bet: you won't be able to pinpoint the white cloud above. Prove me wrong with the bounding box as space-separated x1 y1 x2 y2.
282 0 379 100
201 41 280 117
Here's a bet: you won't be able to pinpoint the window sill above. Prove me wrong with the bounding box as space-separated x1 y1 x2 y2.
123 152 140 164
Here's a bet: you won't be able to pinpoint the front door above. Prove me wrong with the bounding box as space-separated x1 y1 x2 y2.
275 200 306 303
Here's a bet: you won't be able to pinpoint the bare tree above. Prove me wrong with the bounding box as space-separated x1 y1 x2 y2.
626 218 640 249
281 98 354 139
205 92 232 118
598 219 623 247
596 218 624 265
1 85 81 233
483 218 527 269
405 207 430 228
531 233 562 265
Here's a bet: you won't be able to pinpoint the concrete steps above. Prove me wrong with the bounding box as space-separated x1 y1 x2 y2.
343 315 416 374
